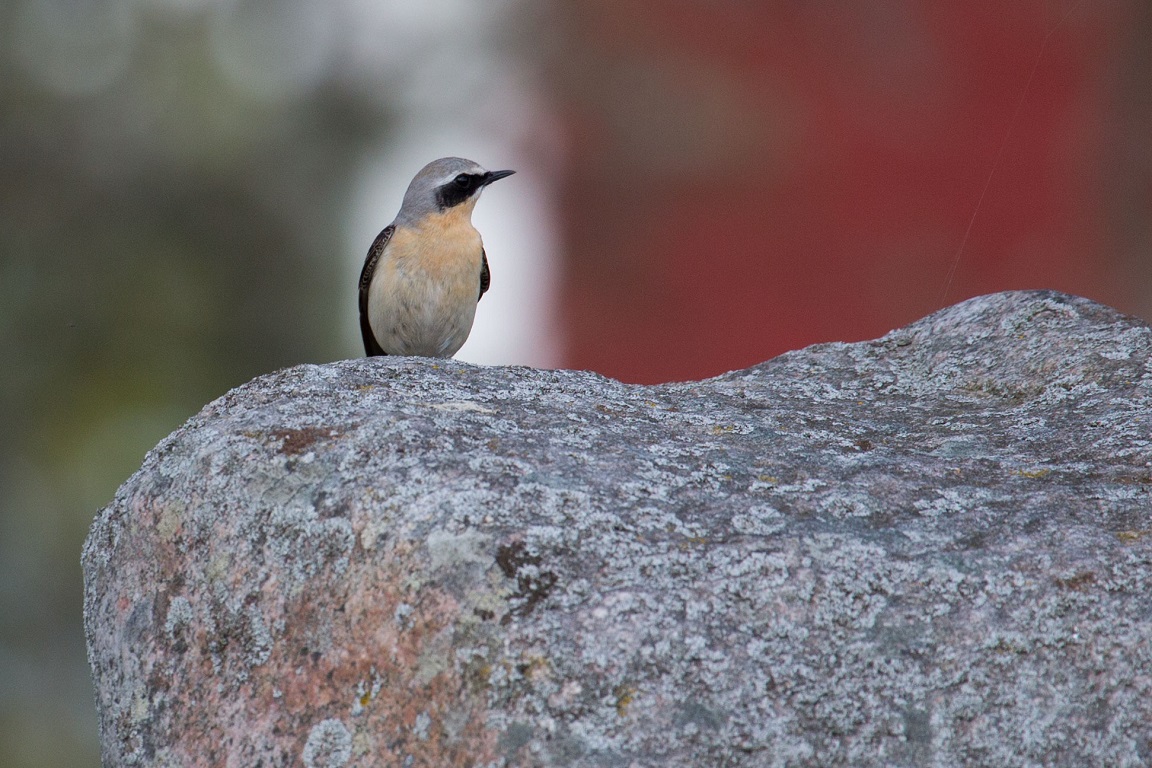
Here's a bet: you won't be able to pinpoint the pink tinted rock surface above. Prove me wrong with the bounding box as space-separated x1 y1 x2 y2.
85 291 1152 766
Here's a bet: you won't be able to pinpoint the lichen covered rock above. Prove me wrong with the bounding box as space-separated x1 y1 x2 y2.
84 291 1152 767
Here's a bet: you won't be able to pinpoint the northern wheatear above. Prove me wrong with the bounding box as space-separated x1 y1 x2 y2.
358 157 515 357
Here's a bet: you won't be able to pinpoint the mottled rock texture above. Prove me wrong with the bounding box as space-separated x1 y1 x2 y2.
84 291 1152 767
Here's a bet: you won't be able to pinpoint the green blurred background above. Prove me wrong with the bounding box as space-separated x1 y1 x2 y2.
1 1 555 764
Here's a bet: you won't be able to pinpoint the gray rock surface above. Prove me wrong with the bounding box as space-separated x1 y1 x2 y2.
84 290 1152 767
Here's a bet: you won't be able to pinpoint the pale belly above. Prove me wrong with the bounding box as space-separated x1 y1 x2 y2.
367 228 482 358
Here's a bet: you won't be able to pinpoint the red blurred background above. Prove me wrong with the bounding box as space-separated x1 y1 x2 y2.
547 0 1151 383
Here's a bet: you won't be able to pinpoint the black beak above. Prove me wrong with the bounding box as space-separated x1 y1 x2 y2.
482 169 516 186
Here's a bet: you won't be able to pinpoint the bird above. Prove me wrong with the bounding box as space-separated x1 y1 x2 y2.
358 157 515 358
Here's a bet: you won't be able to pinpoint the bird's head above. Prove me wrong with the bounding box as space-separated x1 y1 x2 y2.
397 157 515 225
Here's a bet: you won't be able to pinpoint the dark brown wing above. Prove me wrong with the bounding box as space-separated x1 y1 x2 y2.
479 248 490 301
358 225 394 356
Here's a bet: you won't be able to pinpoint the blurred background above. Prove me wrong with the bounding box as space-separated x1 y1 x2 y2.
1 0 1149 764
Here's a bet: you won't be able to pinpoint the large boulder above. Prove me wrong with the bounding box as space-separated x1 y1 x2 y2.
84 291 1152 767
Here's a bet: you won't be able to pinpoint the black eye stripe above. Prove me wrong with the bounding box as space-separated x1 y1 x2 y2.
436 174 480 209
